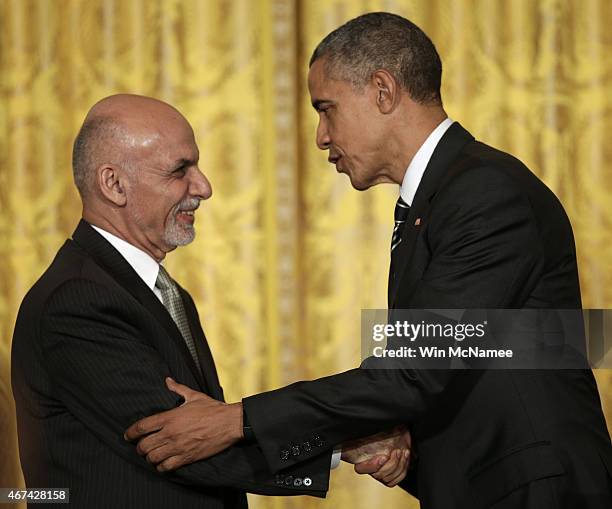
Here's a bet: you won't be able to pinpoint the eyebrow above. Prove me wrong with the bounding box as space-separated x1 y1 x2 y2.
172 157 197 169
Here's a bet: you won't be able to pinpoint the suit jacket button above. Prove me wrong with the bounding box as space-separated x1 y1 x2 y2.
293 477 303 487
284 475 294 486
312 434 324 447
291 444 301 456
303 477 312 487
276 475 284 485
280 449 290 460
303 440 312 452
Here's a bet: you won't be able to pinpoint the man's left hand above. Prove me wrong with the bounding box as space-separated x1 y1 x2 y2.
124 377 243 471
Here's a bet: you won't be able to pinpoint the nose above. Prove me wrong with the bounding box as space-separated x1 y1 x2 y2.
316 118 331 150
190 167 213 200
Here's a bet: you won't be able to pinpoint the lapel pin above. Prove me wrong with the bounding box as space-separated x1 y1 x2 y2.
414 218 421 226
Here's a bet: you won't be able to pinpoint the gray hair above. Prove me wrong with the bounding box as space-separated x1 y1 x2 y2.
310 12 442 105
72 117 131 197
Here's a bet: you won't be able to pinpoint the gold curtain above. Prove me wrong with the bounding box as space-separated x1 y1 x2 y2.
1 1 611 508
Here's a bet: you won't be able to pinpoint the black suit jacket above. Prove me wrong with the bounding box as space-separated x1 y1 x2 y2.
242 123 612 508
11 221 330 508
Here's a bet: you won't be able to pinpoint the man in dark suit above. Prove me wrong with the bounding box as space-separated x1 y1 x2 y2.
11 94 352 508
126 13 612 508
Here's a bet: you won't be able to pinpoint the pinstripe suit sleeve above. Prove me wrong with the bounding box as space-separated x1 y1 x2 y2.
40 277 329 496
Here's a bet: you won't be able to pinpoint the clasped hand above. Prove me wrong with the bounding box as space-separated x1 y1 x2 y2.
125 378 411 487
340 425 411 487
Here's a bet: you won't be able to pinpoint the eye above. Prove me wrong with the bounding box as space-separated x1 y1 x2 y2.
173 166 187 176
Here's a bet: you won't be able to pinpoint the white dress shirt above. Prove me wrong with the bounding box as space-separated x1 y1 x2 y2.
400 117 454 205
90 225 164 303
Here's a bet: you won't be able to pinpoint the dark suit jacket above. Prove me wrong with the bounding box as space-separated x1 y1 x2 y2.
242 123 612 508
11 221 330 508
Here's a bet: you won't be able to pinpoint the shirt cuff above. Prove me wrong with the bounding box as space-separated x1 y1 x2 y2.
330 447 342 470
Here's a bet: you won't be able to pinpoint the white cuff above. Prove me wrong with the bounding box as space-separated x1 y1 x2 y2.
330 447 342 470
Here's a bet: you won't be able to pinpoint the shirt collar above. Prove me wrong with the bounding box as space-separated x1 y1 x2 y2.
90 224 161 291
400 117 454 206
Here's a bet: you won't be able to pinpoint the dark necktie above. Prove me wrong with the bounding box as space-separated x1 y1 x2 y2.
155 265 202 373
391 196 410 253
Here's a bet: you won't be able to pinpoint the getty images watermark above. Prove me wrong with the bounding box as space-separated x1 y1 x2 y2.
361 309 612 369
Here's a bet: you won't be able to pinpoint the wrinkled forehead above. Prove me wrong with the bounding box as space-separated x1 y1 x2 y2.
126 113 199 163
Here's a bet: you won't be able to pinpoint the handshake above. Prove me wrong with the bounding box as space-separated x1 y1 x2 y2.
339 425 412 487
125 378 411 488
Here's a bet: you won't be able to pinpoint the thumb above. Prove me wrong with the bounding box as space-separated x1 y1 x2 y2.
354 454 388 474
165 377 199 402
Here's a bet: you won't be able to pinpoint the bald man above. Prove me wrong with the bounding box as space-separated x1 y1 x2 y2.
11 95 342 508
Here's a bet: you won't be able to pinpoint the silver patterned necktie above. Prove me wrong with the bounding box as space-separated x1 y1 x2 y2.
155 265 202 373
391 196 410 252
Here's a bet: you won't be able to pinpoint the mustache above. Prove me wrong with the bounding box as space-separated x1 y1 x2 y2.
176 198 201 212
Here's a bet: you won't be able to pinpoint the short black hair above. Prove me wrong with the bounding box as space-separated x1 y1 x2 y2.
310 12 442 105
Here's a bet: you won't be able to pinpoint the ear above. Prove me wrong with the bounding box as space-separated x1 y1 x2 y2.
372 69 400 114
96 164 128 206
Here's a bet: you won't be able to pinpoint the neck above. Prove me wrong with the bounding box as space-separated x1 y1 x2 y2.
82 206 168 263
387 105 447 185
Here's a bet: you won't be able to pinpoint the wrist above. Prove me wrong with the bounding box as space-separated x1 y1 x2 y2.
241 403 256 442
229 402 244 441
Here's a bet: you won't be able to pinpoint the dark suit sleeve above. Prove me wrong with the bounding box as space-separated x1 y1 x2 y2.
243 166 544 474
40 279 329 497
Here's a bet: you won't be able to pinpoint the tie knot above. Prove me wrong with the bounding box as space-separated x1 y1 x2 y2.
155 265 174 290
394 196 410 223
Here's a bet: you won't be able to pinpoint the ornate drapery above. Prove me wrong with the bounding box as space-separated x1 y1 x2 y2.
1 1 611 508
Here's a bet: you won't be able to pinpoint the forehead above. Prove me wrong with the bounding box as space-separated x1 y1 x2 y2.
136 118 198 167
162 116 198 150
308 59 331 96
308 58 360 103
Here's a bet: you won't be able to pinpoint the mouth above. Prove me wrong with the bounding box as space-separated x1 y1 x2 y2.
176 207 198 224
328 155 343 172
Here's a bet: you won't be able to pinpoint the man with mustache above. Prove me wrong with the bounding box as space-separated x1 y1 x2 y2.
126 12 612 509
11 94 408 508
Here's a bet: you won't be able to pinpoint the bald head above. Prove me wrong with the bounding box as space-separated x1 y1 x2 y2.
72 94 190 199
72 94 211 261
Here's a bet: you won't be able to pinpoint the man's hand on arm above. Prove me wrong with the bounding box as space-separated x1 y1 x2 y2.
124 377 244 471
125 376 411 488
340 425 411 487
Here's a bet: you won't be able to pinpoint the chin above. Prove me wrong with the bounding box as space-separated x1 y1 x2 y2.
163 227 196 247
348 176 373 191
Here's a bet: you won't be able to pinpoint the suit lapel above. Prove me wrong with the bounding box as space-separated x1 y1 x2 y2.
388 123 475 308
71 221 207 389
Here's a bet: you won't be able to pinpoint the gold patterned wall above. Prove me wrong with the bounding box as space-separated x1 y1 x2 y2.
1 1 611 508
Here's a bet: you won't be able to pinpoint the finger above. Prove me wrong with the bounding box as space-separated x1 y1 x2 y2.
383 450 410 486
124 414 165 441
135 431 168 456
354 455 388 474
156 454 188 472
372 449 401 481
382 449 406 481
145 443 175 466
385 462 409 486
165 377 200 402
